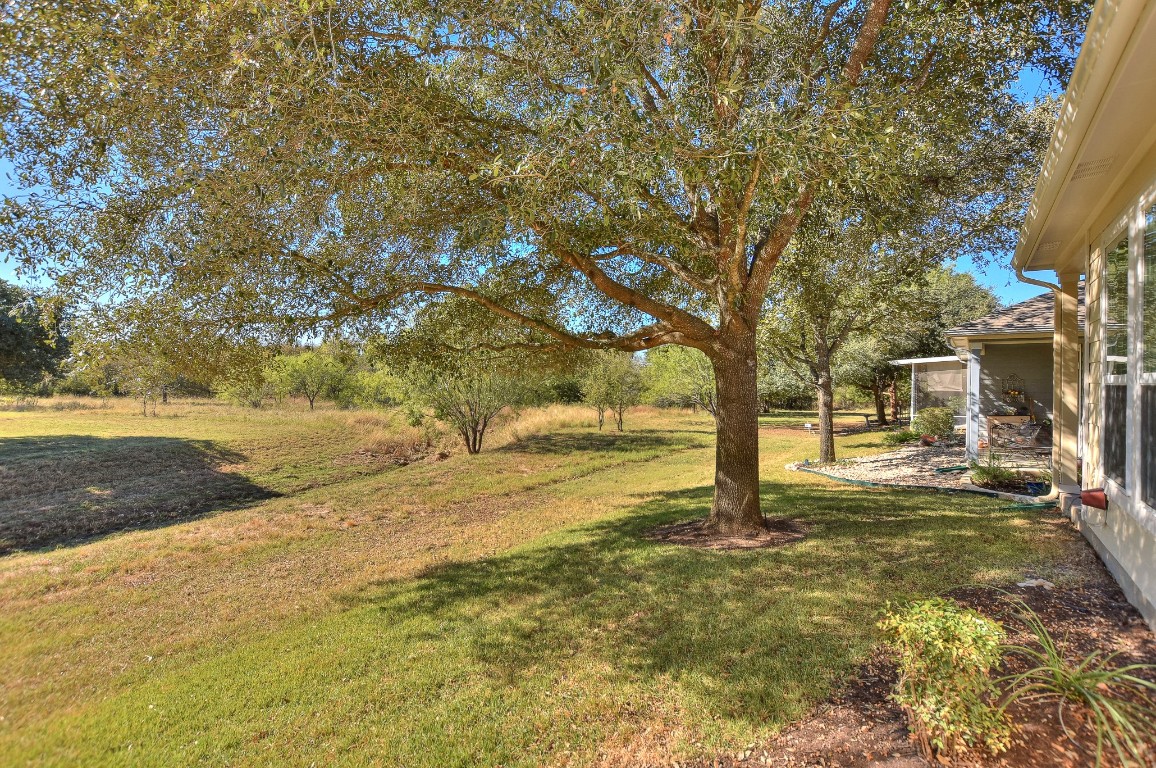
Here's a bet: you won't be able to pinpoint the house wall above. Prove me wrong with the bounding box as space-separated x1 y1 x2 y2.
976 343 1054 441
1079 505 1156 627
1074 151 1156 631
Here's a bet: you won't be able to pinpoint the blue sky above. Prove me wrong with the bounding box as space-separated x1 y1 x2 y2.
1 66 1062 308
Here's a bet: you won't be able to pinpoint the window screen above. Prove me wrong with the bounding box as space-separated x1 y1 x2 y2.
1146 205 1156 373
1144 385 1156 508
1105 383 1128 486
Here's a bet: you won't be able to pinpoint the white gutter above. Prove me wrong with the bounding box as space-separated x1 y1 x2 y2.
1016 264 1060 294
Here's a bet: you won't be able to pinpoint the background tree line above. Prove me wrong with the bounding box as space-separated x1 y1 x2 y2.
2 263 998 456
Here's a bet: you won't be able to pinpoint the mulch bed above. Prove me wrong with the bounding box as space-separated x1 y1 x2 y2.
970 479 1035 496
693 559 1156 767
645 519 808 550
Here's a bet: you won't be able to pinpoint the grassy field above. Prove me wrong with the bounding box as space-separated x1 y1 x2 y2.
0 399 1092 767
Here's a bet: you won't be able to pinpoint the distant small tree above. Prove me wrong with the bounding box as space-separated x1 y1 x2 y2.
582 351 642 431
404 360 527 454
119 351 177 416
350 366 407 409
380 299 541 453
837 334 901 425
643 345 717 418
277 350 348 410
262 358 295 405
220 372 271 409
67 324 177 415
758 357 815 412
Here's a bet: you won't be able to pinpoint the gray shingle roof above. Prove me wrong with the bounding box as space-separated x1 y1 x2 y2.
947 283 1085 338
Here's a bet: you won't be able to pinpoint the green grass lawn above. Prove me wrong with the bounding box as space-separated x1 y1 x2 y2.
0 400 1090 766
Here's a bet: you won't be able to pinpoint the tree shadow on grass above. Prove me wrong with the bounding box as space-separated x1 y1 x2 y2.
498 429 709 455
0 435 277 555
354 478 1054 731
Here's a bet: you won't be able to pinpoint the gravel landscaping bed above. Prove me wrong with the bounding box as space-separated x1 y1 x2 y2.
791 443 972 491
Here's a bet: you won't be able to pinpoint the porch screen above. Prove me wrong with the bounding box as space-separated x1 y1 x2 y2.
914 364 965 421
1105 384 1127 487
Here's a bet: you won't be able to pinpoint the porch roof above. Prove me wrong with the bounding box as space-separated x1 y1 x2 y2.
946 286 1085 341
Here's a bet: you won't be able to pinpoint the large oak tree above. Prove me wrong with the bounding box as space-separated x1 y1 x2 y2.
0 0 1087 532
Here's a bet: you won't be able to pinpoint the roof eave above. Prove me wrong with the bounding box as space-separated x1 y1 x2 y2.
1012 0 1147 273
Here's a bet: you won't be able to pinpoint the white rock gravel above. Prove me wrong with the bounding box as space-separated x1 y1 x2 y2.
790 443 970 490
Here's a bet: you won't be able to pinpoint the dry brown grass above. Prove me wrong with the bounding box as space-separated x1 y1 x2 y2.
494 403 597 446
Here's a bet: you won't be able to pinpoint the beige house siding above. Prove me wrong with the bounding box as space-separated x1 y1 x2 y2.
976 344 1054 442
1080 508 1156 626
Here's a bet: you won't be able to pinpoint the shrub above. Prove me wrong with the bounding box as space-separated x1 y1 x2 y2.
969 453 1020 489
999 600 1156 767
882 429 921 446
879 598 1011 759
911 407 956 438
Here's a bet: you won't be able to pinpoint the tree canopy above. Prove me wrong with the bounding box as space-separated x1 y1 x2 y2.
0 0 1091 531
0 279 68 391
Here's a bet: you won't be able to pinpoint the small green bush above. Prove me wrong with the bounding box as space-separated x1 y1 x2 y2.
882 429 921 446
969 453 1020 489
911 407 956 438
879 598 1011 760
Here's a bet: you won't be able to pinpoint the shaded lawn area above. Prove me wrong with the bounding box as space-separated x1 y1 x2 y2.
0 406 1085 767
0 435 276 554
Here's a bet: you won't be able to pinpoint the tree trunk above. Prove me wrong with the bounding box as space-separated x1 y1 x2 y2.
614 406 624 431
888 378 900 422
815 344 836 464
596 407 605 430
705 336 765 534
872 386 888 426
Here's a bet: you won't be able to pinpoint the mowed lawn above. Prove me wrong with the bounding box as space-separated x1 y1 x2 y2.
0 400 1090 767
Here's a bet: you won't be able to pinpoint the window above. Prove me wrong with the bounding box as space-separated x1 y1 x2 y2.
1105 234 1129 377
1103 230 1130 489
1100 189 1156 510
1144 205 1156 507
1144 385 1156 508
1106 383 1128 486
1146 204 1156 374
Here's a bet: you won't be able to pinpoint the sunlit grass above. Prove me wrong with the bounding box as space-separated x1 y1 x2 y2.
0 400 1092 766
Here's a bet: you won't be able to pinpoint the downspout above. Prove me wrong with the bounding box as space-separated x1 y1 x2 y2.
1014 263 1063 502
1014 263 1060 294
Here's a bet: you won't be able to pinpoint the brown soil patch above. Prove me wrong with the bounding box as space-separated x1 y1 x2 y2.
333 442 432 468
695 560 1156 767
645 518 807 550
